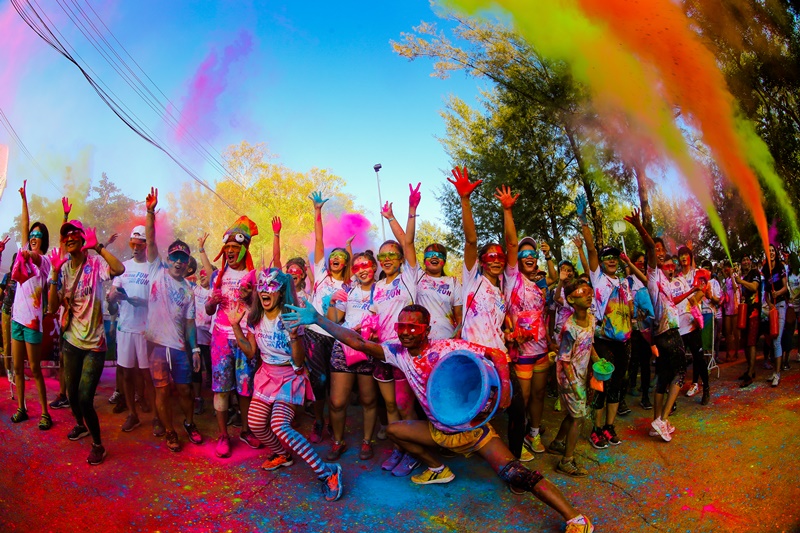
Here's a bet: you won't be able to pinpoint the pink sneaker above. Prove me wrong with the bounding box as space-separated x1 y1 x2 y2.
240 430 262 449
650 418 672 442
215 435 232 458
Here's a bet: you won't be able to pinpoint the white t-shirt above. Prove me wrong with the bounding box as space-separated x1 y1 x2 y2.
249 315 294 366
504 264 548 356
701 278 722 319
461 263 507 352
112 258 151 334
210 267 249 339
309 259 345 337
145 259 196 350
647 266 680 336
11 253 51 332
670 275 697 335
371 262 419 342
334 284 374 330
416 273 463 340
194 285 212 345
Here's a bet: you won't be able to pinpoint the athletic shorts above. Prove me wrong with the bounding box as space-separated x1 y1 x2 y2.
117 330 149 369
149 345 192 387
211 327 256 396
654 329 686 394
429 422 498 458
514 352 551 380
11 320 42 344
373 361 407 382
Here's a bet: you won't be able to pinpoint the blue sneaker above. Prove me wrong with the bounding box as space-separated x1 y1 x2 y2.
381 449 404 471
321 464 343 502
391 453 420 477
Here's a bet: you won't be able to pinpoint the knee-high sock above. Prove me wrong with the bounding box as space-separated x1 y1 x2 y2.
248 400 285 456
271 401 331 478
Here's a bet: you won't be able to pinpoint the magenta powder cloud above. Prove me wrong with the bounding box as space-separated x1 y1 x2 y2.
174 30 254 144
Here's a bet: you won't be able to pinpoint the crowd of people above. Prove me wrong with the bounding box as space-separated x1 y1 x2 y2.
1 169 796 533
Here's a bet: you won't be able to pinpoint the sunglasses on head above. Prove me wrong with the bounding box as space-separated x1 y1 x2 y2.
352 261 375 274
394 322 427 335
168 253 189 264
377 251 401 262
517 250 537 260
481 252 506 264
29 230 44 239
424 251 446 261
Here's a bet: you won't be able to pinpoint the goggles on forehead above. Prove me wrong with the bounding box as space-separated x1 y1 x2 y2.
377 251 401 262
517 249 537 260
29 230 44 239
168 252 189 264
329 251 348 261
570 285 592 298
352 261 375 274
424 251 446 261
394 322 427 335
481 251 506 264
222 232 247 244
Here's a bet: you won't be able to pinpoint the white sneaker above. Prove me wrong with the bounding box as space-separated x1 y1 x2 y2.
648 421 676 437
650 418 672 442
686 383 700 397
771 374 780 387
376 425 388 440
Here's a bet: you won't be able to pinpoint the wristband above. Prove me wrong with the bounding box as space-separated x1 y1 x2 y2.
408 214 419 218
192 347 201 354
96 243 105 253
199 248 205 253
147 210 155 215
274 233 280 237
48 278 58 286
388 217 395 223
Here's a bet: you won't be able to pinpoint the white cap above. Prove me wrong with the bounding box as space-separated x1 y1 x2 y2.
130 225 146 241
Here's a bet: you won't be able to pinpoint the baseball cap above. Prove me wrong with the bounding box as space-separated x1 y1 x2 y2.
599 246 621 259
518 236 537 250
130 225 146 241
167 241 191 257
60 220 85 237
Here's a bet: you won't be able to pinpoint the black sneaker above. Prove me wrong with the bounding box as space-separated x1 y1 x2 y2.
68 425 90 441
737 371 750 381
602 424 621 445
49 395 70 410
87 443 107 466
589 428 609 449
640 396 653 410
617 399 631 416
740 375 754 388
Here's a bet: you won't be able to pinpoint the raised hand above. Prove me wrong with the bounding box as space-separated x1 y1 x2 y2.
0 235 9 253
447 167 482 198
571 235 583 248
619 252 630 264
19 180 26 198
272 216 282 234
106 233 120 246
409 182 422 208
381 201 395 220
146 187 158 212
540 241 551 256
81 227 99 252
48 248 68 272
62 197 72 216
282 299 319 328
198 232 209 251
309 191 329 210
575 193 588 224
493 184 519 209
226 302 246 326
623 208 642 228
346 235 355 247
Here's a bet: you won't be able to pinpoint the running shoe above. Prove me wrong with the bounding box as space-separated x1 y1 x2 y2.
589 428 608 449
108 390 122 404
193 397 203 415
557 459 588 477
321 464 343 502
152 418 166 437
520 446 535 462
771 374 780 387
649 420 676 436
139 401 152 414
524 433 545 454
781 361 790 371
701 390 710 406
507 483 526 496
565 515 594 533
640 396 653 410
215 435 231 458
309 421 326 444
554 397 561 412
183 420 203 444
740 375 754 388
112 401 128 414
326 441 348 461
391 453 420 477
122 415 141 433
49 394 70 410
650 418 672 442
376 424 388 440
359 440 374 460
617 399 631 416
87 444 107 466
381 449 404 471
38 413 53 431
68 425 90 441
165 431 182 452
686 383 700 397
602 424 621 446
261 454 294 471
228 411 242 428
11 407 28 423
547 439 567 456
411 466 455 485
737 371 750 381
239 430 262 449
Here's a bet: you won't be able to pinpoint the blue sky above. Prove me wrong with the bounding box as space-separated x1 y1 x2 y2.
0 0 485 259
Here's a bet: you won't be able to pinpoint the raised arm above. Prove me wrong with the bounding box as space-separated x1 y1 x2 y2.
197 232 214 274
494 185 519 267
272 216 282 270
540 241 557 284
283 300 386 360
145 187 159 263
309 191 328 265
62 196 72 223
620 253 647 285
577 194 599 272
19 181 30 249
83 227 125 277
404 183 421 268
572 235 590 275
448 167 483 271
624 209 656 269
47 249 69 314
381 201 407 249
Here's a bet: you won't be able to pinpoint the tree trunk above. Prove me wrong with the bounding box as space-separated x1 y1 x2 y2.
632 162 653 234
565 129 604 245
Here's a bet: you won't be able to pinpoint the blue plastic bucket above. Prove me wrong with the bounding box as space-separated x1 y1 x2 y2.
592 361 615 381
426 349 502 431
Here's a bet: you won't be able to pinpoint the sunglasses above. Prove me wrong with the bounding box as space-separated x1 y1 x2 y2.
329 251 348 261
377 252 401 262
481 252 506 264
424 251 446 261
29 230 44 239
600 255 619 261
352 261 375 274
63 230 83 239
394 322 427 335
168 253 189 264
286 266 304 276
570 286 592 298
517 250 537 260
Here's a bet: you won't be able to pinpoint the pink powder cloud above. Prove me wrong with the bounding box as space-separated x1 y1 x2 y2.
0 4 42 104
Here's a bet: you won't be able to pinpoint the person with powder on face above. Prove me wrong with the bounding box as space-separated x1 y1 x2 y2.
47 216 126 465
372 184 423 477
198 214 261 457
449 169 531 475
302 191 350 446
9 181 53 430
283 302 594 532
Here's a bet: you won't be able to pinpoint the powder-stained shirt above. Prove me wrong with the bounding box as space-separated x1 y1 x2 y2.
112 258 151 334
589 266 632 342
669 275 698 335
210 267 250 339
146 259 195 350
60 255 111 351
556 314 595 392
371 262 419 342
788 273 800 311
461 263 507 353
504 264 548 356
194 285 212 345
249 315 296 366
721 277 739 316
308 259 345 337
701 278 722 319
12 253 51 332
382 338 504 433
415 273 463 340
647 266 681 336
334 284 374 331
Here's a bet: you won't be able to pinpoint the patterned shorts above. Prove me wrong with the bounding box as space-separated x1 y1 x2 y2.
210 327 256 396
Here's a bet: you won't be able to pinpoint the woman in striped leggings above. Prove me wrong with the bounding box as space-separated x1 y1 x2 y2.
228 268 343 501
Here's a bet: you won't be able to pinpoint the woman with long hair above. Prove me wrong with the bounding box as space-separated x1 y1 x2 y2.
762 244 788 387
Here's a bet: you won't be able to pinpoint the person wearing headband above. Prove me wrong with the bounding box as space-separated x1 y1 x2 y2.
142 188 202 453
198 214 262 457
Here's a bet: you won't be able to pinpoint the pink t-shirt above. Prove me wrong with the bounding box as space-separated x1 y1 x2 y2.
461 263 507 353
504 265 548 356
59 255 111 351
11 253 51 332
